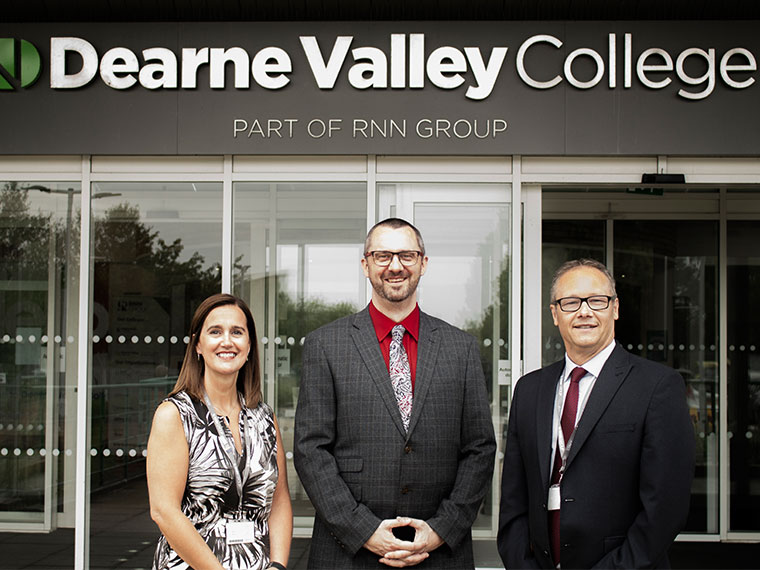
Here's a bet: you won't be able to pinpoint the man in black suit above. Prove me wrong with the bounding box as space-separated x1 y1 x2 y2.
498 258 695 569
295 218 495 569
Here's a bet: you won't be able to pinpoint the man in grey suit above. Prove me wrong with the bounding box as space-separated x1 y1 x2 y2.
294 218 496 569
498 259 695 569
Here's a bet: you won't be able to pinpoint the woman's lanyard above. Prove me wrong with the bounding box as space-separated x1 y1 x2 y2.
203 391 250 516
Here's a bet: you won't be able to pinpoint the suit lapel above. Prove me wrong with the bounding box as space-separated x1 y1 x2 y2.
565 344 632 469
350 308 408 437
537 360 564 486
405 311 439 437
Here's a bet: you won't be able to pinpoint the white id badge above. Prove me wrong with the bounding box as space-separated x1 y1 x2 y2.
547 484 561 511
226 520 255 545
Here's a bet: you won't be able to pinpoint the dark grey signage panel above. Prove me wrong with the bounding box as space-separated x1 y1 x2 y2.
0 21 756 154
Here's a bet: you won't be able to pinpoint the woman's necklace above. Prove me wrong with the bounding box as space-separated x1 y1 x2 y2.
213 401 239 423
206 395 243 453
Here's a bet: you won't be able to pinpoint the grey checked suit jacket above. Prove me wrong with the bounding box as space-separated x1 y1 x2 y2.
497 343 695 569
294 307 496 569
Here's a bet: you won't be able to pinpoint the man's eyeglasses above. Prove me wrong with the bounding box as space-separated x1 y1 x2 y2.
553 295 616 313
365 250 422 267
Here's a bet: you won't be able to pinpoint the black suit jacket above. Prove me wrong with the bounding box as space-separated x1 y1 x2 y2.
498 343 695 569
294 307 496 569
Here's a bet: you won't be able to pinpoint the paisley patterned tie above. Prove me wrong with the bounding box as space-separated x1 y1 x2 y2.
390 324 413 431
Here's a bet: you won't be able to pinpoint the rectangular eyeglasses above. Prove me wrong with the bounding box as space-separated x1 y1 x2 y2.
553 295 616 312
365 250 422 267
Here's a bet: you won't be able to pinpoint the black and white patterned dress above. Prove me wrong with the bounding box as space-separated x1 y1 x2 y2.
152 391 278 570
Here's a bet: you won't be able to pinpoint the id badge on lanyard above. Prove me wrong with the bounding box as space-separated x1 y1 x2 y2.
226 520 255 545
203 392 253 545
547 374 578 512
547 434 573 512
548 484 561 511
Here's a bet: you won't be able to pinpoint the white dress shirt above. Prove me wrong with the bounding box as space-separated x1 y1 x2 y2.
550 340 617 475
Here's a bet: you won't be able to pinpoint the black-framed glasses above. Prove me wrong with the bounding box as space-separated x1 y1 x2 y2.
553 295 616 312
364 250 422 267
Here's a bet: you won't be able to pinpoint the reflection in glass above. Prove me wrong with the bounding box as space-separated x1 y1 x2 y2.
541 220 605 365
88 182 223 564
375 182 511 535
414 202 510 532
614 220 718 533
0 181 79 562
233 182 367 519
727 221 760 531
542 215 719 534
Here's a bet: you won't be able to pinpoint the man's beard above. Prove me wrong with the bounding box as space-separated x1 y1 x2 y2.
371 270 419 303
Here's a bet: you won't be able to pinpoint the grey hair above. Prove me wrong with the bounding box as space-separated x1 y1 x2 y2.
550 258 617 303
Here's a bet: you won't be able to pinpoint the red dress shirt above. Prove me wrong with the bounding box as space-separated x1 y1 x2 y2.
368 301 419 391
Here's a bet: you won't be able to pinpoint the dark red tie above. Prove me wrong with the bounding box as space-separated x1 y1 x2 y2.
550 366 587 566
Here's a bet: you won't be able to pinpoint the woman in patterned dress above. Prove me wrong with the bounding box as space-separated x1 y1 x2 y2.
147 294 292 570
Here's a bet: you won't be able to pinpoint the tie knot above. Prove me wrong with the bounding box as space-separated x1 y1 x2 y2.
391 324 406 342
570 366 587 384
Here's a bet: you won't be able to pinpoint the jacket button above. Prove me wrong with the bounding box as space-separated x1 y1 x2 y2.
543 549 549 556
401 486 410 494
404 445 412 454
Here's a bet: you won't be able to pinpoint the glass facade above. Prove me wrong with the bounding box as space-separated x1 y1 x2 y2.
541 220 606 365
377 182 511 533
0 161 758 569
232 182 368 521
614 220 719 534
0 181 80 564
727 220 760 532
542 192 720 534
88 182 224 566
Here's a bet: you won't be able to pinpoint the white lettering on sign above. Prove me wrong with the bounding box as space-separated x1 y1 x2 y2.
233 118 298 138
465 47 509 99
48 33 757 101
50 37 292 90
300 34 507 100
101 47 139 89
181 48 208 88
516 32 757 100
50 37 98 88
231 117 508 140
720 48 756 88
415 118 507 139
299 36 352 88
140 48 178 88
306 118 342 138
353 119 407 138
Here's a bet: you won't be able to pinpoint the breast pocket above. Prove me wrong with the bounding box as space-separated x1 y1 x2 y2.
597 422 636 434
603 535 625 554
337 457 363 501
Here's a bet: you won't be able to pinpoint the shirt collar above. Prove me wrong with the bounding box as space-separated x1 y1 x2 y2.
563 339 616 381
368 301 420 342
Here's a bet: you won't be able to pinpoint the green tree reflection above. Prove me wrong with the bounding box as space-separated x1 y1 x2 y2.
93 202 220 297
0 183 59 280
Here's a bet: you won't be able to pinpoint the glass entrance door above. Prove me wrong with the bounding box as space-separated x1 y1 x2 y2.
233 182 369 528
727 219 760 532
0 181 80 535
232 180 512 536
378 182 511 534
87 181 223 568
542 188 718 535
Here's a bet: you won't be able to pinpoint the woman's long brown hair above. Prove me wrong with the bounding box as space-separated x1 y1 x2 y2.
169 293 262 407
